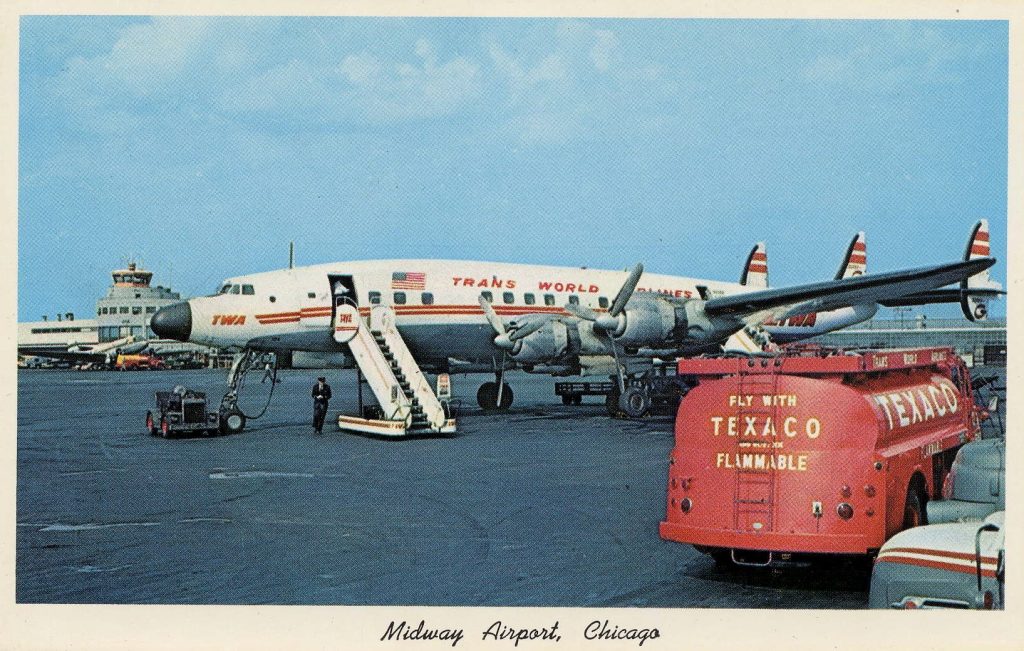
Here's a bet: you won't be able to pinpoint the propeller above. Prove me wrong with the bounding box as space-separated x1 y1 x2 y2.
563 263 644 393
565 263 644 335
479 295 547 349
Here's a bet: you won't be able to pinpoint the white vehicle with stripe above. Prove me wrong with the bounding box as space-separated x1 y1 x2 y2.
869 510 1004 609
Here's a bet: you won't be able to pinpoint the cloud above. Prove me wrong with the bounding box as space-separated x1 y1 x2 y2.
218 38 481 124
800 23 974 91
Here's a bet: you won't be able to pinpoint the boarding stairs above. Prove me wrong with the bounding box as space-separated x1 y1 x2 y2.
334 304 455 437
731 371 780 539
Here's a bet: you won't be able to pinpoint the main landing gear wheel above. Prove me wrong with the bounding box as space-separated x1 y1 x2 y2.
477 382 513 411
219 407 247 435
618 386 651 419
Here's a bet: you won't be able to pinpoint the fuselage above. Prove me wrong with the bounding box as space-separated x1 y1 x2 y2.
157 259 875 369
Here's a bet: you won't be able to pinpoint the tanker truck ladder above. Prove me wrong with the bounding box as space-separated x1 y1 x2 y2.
732 370 781 533
336 305 456 437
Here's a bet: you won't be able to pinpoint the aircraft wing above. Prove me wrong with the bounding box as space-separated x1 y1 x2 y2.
877 287 1005 308
17 347 109 364
703 257 996 324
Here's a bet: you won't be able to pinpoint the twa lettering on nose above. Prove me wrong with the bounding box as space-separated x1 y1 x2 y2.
212 314 246 326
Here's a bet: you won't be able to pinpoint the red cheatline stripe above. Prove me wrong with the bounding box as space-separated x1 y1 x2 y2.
335 327 358 332
848 254 866 264
257 317 300 324
255 311 300 319
975 231 989 242
875 555 997 578
971 244 990 255
884 547 999 563
853 241 866 251
747 264 768 273
750 252 767 262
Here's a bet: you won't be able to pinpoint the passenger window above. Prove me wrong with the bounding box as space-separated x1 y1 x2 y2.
369 291 381 305
146 306 156 313
231 285 241 295
481 291 493 303
569 295 580 305
421 292 434 305
598 296 609 309
544 294 555 306
120 306 129 314
269 296 277 303
393 292 407 305
307 291 316 299
132 306 142 315
524 293 536 305
242 285 255 295
503 292 515 304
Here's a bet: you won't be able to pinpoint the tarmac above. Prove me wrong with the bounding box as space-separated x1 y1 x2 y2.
18 365 1002 606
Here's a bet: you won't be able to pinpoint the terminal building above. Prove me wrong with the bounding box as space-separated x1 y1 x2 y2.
18 261 189 355
95 262 182 342
814 316 1007 366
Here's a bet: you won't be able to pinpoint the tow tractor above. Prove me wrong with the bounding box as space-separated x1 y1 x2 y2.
146 386 223 438
660 346 985 567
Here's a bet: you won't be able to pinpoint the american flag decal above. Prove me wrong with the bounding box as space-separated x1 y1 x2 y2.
392 271 426 290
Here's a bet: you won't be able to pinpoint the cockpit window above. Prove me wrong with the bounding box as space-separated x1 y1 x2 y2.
242 284 255 295
220 284 232 294
230 284 241 295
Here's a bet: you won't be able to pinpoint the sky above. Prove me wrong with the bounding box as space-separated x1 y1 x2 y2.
18 17 1008 321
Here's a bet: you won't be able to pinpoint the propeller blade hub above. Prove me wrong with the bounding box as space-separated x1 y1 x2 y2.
494 334 515 349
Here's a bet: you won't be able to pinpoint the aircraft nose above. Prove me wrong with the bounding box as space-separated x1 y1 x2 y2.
151 301 192 341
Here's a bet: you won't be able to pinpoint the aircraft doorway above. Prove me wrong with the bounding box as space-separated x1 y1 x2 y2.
328 274 358 317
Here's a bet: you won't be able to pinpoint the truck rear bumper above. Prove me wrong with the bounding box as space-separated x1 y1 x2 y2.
659 521 879 555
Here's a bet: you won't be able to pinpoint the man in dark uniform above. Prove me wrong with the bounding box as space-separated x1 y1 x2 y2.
311 376 332 435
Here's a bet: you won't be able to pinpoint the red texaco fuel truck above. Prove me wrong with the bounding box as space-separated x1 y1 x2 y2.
659 347 982 567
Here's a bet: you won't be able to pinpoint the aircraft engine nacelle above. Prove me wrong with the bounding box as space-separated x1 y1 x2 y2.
679 299 743 343
612 300 680 348
510 321 570 365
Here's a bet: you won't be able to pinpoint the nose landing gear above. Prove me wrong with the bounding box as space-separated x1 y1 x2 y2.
218 348 278 433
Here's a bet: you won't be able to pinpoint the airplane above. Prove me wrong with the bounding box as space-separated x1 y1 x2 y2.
150 221 1000 425
16 335 153 367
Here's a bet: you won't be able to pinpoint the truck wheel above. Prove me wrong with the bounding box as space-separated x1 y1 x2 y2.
902 490 926 529
220 409 246 435
618 386 651 419
145 411 156 436
571 395 582 405
561 395 573 406
606 387 621 417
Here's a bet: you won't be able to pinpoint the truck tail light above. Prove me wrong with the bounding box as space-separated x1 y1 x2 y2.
837 503 854 520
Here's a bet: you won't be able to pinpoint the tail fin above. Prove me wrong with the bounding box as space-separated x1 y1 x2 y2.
961 220 1000 321
740 242 768 289
834 231 867 280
